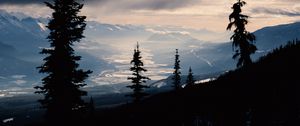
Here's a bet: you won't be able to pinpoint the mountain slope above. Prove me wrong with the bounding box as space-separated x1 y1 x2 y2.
0 10 47 55
254 22 300 50
94 41 300 126
0 10 113 89
190 22 300 73
0 40 38 75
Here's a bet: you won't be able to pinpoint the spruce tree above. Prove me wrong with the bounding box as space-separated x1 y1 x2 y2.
186 67 195 87
173 49 181 90
127 42 150 102
227 0 257 67
34 0 92 123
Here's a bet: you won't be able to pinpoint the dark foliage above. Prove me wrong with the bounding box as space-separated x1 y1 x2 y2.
34 0 92 124
173 49 182 90
92 41 300 126
227 0 257 67
88 97 96 118
127 42 150 102
185 67 195 88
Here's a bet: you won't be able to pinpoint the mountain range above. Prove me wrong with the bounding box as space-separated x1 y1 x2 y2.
1 9 300 93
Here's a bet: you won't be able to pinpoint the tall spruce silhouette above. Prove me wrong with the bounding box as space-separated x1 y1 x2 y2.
127 42 150 102
34 0 92 123
227 0 257 67
185 67 195 87
173 49 181 90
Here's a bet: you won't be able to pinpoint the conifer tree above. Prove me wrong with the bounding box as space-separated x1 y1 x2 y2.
127 42 150 102
88 97 95 118
34 0 92 123
173 49 181 90
186 67 195 87
227 0 257 67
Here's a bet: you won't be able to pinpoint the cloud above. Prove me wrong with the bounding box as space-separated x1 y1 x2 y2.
0 0 47 5
0 0 200 10
12 80 27 85
251 7 300 17
11 75 26 79
0 0 102 5
103 0 199 10
277 0 300 1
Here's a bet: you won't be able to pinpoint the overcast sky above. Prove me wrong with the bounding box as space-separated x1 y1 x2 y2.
0 0 300 32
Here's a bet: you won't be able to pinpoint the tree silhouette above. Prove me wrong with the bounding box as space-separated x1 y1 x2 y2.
88 97 95 118
34 0 92 123
227 0 257 67
127 42 150 102
173 49 181 90
185 66 195 87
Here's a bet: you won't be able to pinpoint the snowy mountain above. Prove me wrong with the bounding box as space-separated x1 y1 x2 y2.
188 22 300 73
0 40 39 90
0 10 113 90
147 32 195 42
0 10 49 89
0 10 47 55
254 22 300 50
83 21 300 90
1 9 300 95
85 21 149 40
0 41 36 76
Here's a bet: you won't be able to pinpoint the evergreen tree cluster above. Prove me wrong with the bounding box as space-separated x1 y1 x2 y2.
126 47 197 102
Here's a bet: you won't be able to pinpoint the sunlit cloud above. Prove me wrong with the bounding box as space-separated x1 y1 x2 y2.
0 0 299 32
0 0 200 10
87 0 200 11
251 7 300 17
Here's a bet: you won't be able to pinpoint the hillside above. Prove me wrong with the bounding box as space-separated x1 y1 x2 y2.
92 41 300 126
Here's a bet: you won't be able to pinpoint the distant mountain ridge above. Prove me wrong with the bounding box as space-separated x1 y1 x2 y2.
0 10 113 89
254 22 300 49
188 22 300 73
1 9 300 92
0 10 47 53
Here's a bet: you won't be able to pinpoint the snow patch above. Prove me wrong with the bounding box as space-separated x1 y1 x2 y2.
191 51 214 67
114 25 123 30
0 93 5 97
153 82 167 88
37 22 47 31
107 27 114 31
196 78 216 84
2 118 14 123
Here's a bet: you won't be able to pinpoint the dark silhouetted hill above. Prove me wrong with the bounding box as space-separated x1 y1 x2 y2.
90 41 300 126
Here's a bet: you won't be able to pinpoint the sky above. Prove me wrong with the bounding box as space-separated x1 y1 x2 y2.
0 0 300 32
